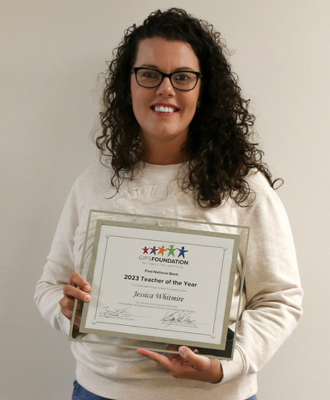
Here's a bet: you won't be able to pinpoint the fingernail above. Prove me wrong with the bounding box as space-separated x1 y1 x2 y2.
84 284 91 291
179 346 186 356
84 294 90 302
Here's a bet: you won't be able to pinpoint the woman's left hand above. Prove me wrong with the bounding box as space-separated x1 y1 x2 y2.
137 345 223 383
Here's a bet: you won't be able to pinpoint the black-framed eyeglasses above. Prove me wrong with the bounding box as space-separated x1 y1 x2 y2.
132 67 202 91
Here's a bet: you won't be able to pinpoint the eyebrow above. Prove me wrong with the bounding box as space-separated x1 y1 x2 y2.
137 64 197 72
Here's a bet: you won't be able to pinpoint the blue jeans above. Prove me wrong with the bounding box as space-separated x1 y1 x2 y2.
72 381 114 400
72 380 257 400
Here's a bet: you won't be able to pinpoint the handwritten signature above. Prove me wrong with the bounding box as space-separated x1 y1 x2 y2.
101 307 131 318
160 311 195 327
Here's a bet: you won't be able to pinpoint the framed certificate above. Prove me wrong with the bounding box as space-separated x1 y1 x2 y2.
70 211 249 360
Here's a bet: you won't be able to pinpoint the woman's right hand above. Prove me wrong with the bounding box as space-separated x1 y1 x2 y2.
59 272 91 329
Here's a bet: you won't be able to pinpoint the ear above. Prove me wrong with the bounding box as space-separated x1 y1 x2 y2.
197 86 202 103
127 89 132 104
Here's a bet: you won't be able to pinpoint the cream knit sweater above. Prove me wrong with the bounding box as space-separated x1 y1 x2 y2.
35 161 303 400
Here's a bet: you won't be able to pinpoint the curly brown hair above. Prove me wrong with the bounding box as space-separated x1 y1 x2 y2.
96 8 279 208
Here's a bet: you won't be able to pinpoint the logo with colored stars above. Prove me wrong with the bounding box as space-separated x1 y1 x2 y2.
142 244 188 259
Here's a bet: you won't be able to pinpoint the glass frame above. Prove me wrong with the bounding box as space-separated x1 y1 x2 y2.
70 210 250 360
132 67 202 91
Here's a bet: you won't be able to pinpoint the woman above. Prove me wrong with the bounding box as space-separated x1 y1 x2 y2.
35 8 303 400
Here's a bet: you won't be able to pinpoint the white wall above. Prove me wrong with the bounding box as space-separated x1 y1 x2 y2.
1 1 329 399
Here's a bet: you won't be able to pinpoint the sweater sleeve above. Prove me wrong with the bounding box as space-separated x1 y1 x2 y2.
220 186 303 383
34 180 81 336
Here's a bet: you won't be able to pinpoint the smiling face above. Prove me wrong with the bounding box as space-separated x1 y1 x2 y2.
130 37 201 163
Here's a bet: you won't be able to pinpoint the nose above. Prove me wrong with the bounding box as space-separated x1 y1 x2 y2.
156 77 175 96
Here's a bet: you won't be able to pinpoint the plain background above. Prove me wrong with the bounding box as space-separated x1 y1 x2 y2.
1 0 329 399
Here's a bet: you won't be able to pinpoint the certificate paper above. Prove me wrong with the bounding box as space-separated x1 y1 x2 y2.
72 211 249 359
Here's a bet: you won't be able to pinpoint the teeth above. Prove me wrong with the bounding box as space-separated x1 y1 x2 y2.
154 106 175 113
